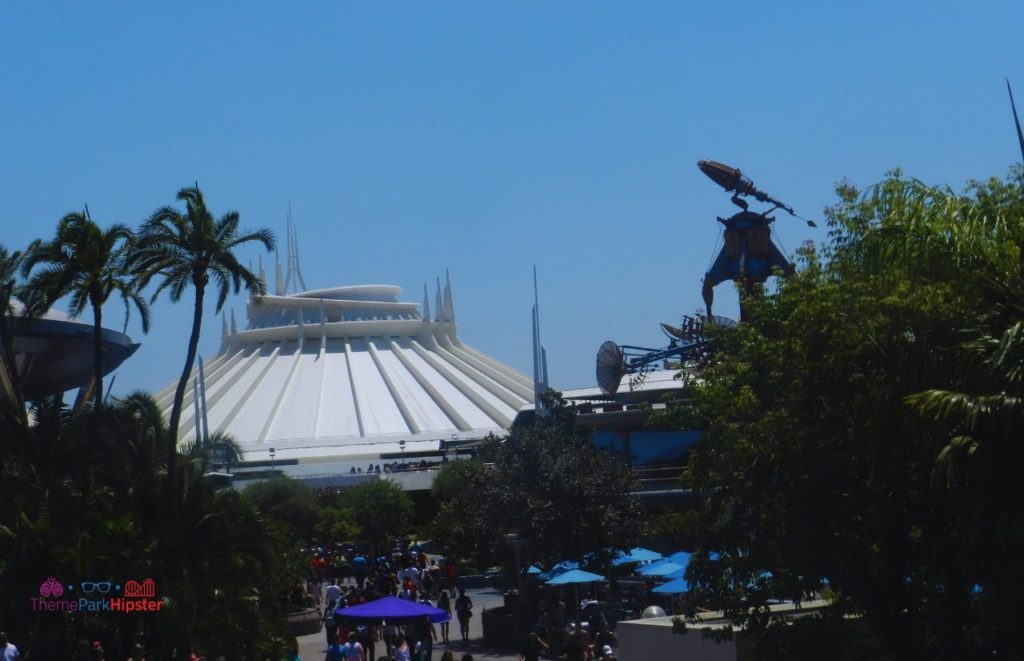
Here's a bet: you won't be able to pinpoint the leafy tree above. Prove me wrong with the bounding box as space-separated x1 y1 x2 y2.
0 245 25 419
131 185 274 503
181 430 245 473
433 395 642 568
242 476 321 542
21 209 150 411
678 172 1024 658
337 479 414 554
0 389 299 658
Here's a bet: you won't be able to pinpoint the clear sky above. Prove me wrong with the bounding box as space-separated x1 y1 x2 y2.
2 2 1023 395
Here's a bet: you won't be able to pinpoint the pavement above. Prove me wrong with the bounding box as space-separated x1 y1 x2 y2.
298 588 519 661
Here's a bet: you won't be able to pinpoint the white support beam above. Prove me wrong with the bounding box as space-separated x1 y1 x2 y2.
344 339 366 437
388 339 473 431
407 340 511 428
258 343 305 442
367 339 420 434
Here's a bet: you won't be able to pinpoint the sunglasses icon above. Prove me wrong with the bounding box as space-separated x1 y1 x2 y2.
80 582 112 594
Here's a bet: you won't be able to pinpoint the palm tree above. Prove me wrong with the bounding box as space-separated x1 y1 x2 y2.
0 245 25 416
131 184 274 499
21 209 151 411
181 430 245 475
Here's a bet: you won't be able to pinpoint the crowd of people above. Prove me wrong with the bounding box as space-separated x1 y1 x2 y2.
346 460 440 475
291 541 477 661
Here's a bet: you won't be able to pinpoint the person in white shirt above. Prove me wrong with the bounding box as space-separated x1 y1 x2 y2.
0 632 21 661
324 579 342 603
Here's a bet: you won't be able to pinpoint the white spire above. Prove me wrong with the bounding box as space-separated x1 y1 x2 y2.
230 309 238 335
275 250 284 296
532 265 550 415
319 298 327 349
422 283 431 323
435 277 444 323
282 204 308 295
444 270 455 324
198 355 210 444
221 312 228 340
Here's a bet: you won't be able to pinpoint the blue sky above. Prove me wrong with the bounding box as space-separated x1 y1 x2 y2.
2 2 1023 395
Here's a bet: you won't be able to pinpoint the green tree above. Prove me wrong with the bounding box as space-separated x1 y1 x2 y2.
181 430 245 473
433 396 642 568
678 172 1024 659
338 479 414 554
132 185 274 499
242 476 321 542
0 245 25 418
21 209 150 411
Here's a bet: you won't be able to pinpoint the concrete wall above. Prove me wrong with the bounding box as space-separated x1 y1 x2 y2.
617 617 740 661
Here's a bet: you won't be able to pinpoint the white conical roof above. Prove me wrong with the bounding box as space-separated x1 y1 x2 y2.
154 283 532 464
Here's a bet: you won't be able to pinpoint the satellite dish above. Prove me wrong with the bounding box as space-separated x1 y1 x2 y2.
596 340 625 396
709 315 737 328
660 322 688 341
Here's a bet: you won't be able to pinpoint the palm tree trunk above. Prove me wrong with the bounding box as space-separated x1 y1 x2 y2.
167 283 205 504
93 298 104 412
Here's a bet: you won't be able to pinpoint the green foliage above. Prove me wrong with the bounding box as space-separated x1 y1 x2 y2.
0 393 300 658
21 209 151 411
432 395 642 568
678 171 1024 658
131 184 275 493
335 479 414 553
242 476 321 542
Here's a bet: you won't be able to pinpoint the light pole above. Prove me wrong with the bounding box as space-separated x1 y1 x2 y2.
399 439 406 468
269 447 276 474
504 531 527 594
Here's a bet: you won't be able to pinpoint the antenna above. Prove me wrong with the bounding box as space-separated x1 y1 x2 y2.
1007 79 1024 164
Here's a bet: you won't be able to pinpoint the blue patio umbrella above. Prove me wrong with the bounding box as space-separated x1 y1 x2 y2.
638 561 685 577
664 566 688 580
538 560 580 581
611 547 663 566
546 569 605 585
652 577 689 594
667 551 692 566
546 569 606 622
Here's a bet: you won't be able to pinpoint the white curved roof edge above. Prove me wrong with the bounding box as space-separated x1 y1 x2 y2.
244 429 505 462
231 318 436 342
251 296 418 310
293 285 402 299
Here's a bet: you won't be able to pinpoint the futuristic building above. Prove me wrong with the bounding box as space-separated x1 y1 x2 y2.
4 304 139 399
153 270 533 471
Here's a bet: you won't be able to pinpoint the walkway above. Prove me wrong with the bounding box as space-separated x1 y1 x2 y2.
298 588 520 661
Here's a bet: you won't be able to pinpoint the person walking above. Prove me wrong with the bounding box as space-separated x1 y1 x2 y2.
0 632 20 661
438 590 452 643
344 632 366 661
520 632 548 661
392 634 410 661
454 588 473 641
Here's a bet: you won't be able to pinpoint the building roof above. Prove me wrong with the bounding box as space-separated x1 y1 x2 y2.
154 278 532 464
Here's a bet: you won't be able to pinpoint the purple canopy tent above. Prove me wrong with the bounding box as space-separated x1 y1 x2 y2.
335 596 451 625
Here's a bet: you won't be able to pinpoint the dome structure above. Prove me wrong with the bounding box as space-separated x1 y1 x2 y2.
153 272 533 467
5 302 139 398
